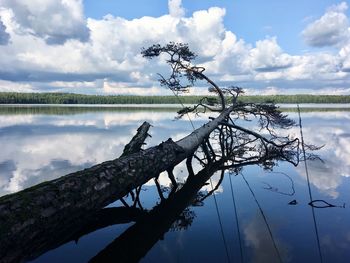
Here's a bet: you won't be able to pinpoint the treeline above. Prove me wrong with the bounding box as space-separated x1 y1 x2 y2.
0 106 181 115
1 105 348 116
0 92 350 104
0 92 200 104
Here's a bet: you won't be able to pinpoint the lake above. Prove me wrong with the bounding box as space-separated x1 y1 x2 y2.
0 105 350 263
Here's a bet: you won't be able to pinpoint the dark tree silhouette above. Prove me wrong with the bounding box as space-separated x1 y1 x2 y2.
142 42 226 111
142 42 302 168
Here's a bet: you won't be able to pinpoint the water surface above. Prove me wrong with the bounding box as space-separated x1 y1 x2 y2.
0 105 349 263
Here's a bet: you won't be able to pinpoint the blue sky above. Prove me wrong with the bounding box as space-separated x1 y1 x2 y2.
83 0 343 54
0 0 350 95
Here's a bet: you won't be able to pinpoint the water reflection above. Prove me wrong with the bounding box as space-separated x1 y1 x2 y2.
0 106 350 263
243 212 288 263
0 107 208 196
0 132 294 263
288 111 350 198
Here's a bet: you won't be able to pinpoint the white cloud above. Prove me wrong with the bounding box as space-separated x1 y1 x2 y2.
327 1 348 13
249 37 293 72
302 2 350 47
168 0 185 18
245 86 350 96
338 42 350 72
0 0 89 44
0 79 34 92
0 17 9 45
0 1 350 94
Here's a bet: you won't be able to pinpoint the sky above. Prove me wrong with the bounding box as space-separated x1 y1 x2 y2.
0 0 350 95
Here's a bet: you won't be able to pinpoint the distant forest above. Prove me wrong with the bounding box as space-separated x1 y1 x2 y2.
0 92 349 104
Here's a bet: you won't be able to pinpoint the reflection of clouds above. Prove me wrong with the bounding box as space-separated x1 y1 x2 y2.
0 111 209 129
296 159 342 198
0 109 210 197
244 212 288 263
103 112 176 127
287 111 350 121
320 231 350 261
2 109 349 199
0 115 36 128
54 119 100 127
0 160 15 189
0 132 131 195
291 112 350 198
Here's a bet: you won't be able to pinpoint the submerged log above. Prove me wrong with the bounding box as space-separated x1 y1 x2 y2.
0 107 234 262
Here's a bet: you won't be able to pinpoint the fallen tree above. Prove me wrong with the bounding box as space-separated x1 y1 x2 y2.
1 114 301 263
0 105 239 262
0 43 307 263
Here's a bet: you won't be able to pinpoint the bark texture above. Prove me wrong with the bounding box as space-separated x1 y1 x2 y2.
121 121 151 157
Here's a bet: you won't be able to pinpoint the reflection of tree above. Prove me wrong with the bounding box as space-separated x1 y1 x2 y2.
243 174 283 263
0 206 146 263
170 208 196 231
0 103 308 262
89 158 227 262
262 172 296 196
0 125 304 263
89 127 302 262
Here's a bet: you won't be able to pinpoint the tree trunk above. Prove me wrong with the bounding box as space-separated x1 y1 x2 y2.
0 107 234 262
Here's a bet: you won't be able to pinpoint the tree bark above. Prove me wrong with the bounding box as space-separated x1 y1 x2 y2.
120 121 151 157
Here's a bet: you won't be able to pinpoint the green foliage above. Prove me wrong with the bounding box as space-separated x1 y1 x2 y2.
0 92 349 105
0 92 203 104
0 106 181 115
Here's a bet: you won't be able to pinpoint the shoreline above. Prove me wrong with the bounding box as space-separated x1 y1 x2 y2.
1 103 350 108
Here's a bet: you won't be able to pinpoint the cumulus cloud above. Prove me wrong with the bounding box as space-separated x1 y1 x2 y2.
168 0 185 18
0 3 232 90
0 18 9 45
337 42 350 72
245 86 350 96
249 37 293 72
0 0 349 94
0 0 89 44
302 2 350 47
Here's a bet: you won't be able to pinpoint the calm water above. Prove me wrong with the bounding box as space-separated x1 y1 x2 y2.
1 105 350 263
